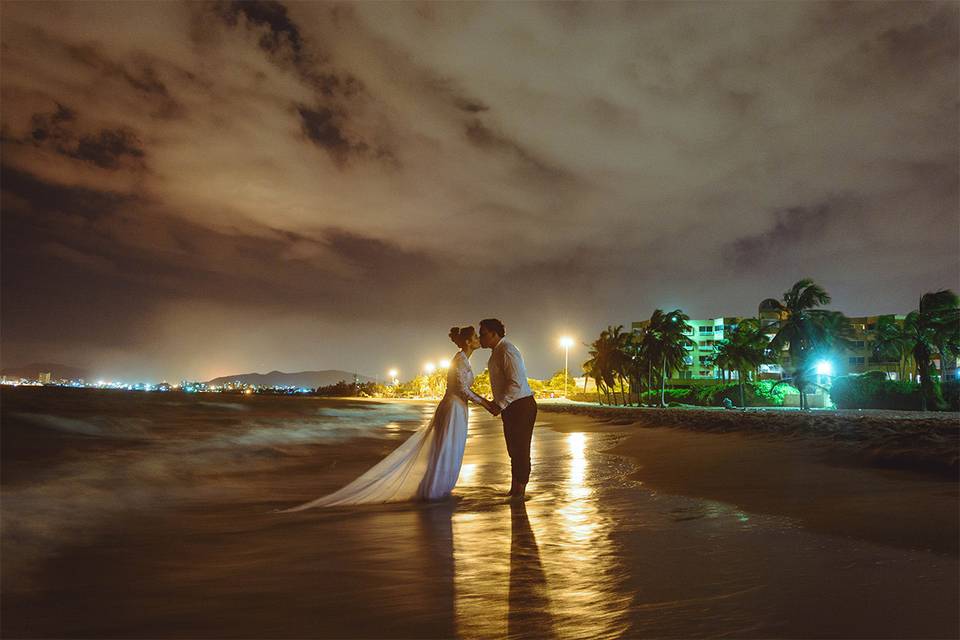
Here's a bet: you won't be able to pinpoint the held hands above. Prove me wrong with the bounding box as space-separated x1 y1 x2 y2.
481 398 502 416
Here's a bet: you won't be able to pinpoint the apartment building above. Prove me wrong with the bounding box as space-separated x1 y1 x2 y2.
631 316 742 381
632 311 937 382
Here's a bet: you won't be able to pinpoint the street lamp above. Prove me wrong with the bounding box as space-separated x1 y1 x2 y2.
424 362 436 375
439 359 450 369
559 336 575 399
388 369 398 385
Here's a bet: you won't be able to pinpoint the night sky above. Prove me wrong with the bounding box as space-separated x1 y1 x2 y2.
2 1 957 381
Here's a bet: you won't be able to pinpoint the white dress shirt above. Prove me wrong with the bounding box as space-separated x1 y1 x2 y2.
487 338 533 409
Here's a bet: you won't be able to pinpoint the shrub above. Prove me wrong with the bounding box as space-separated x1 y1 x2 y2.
694 380 797 407
829 372 924 410
639 388 696 405
940 380 959 411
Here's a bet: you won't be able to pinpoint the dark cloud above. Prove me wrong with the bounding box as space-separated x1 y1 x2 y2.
454 97 489 113
0 1 956 379
21 103 146 171
878 5 959 70
73 128 145 170
464 118 572 185
0 165 137 220
723 203 834 270
297 105 353 164
65 43 183 119
324 229 437 284
219 0 304 61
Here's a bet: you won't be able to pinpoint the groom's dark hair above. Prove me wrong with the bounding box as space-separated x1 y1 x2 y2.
480 318 505 337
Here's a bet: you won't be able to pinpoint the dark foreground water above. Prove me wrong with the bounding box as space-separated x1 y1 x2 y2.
2 388 958 638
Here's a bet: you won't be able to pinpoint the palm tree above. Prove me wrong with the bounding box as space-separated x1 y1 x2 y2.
647 309 694 407
872 315 912 381
902 290 960 410
582 347 607 404
603 325 632 405
760 279 853 409
635 315 666 405
583 327 622 405
712 318 776 407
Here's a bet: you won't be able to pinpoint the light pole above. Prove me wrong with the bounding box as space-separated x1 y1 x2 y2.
423 362 435 398
388 369 398 386
559 336 574 399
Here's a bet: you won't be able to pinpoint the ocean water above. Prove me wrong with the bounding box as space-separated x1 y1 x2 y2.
2 387 958 638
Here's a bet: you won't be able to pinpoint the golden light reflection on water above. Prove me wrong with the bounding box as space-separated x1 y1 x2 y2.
451 428 631 639
535 431 631 638
459 463 477 483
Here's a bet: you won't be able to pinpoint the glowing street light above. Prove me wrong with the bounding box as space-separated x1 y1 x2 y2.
424 362 436 375
439 359 451 369
559 336 575 399
815 360 833 376
388 369 399 385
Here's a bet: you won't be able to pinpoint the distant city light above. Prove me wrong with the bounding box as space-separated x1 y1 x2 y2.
424 362 436 374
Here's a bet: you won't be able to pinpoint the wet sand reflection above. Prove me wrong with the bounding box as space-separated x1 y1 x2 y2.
508 500 554 640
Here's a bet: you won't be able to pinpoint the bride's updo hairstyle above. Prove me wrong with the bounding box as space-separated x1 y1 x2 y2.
449 326 476 349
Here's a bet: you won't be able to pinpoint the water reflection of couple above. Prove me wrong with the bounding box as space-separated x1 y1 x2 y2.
279 318 537 512
417 500 555 639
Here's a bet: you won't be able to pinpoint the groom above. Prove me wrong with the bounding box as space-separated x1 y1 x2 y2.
479 318 538 499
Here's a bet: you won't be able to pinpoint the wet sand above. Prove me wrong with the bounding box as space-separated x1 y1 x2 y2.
540 401 960 475
2 389 958 638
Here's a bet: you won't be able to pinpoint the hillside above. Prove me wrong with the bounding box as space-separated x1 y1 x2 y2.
205 370 374 388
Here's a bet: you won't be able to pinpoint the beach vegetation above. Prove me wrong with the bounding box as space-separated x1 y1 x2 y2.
760 279 856 409
830 372 922 410
710 318 777 407
900 290 959 410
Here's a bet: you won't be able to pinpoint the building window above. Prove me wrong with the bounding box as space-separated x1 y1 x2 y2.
853 341 865 349
699 326 713 333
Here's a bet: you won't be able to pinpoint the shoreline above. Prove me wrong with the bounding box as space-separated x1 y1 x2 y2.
537 401 960 476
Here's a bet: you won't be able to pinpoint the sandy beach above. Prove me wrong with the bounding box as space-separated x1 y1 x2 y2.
540 401 960 475
2 388 958 638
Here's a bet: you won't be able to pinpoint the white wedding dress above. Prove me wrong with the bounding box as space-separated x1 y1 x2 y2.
280 350 484 511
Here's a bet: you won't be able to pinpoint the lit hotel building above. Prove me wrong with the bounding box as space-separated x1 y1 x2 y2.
632 311 941 383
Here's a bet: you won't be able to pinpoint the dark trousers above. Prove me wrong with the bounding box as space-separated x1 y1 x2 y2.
502 395 537 484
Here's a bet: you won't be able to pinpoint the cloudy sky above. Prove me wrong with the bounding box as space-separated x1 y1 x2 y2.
2 1 957 381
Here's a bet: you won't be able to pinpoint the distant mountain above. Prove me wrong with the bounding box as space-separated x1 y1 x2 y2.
1 362 90 380
205 370 374 389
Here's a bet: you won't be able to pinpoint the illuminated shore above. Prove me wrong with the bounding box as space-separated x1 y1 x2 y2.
539 400 960 475
3 390 958 638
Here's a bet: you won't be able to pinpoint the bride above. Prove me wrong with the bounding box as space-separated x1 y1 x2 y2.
278 326 496 511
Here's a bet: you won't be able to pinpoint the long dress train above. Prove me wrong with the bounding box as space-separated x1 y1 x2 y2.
279 350 484 511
